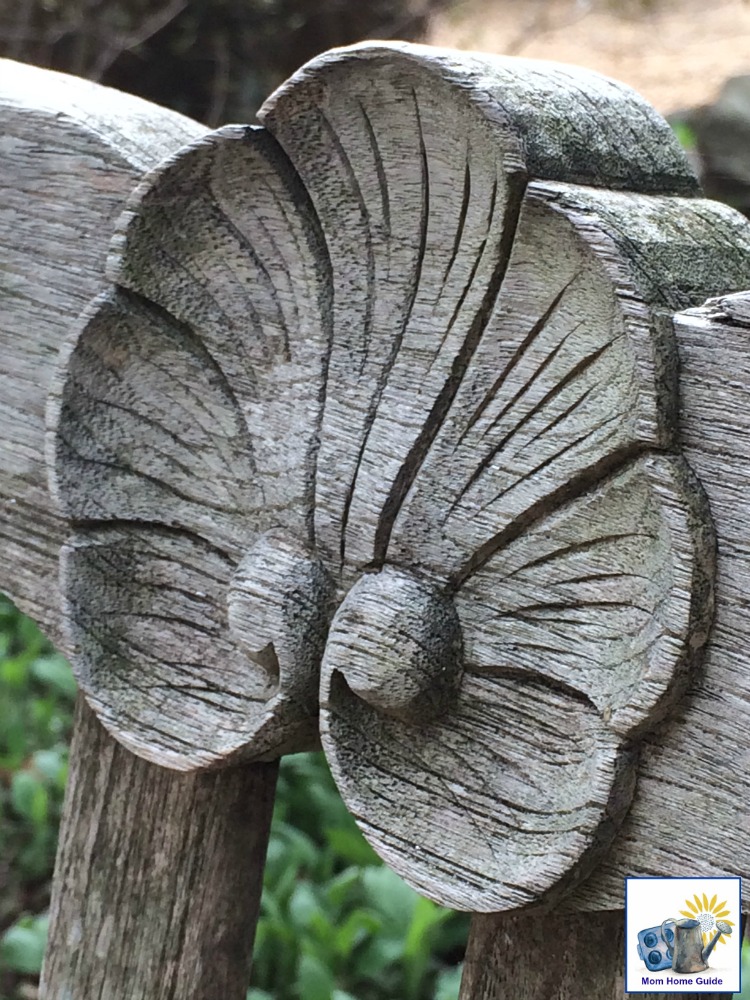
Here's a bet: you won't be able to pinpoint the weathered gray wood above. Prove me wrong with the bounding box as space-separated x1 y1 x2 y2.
5 45 750 1000
42 696 277 1000
48 125 334 768
43 40 750 921
0 57 200 642
266 44 750 910
578 286 750 908
459 911 727 1000
260 42 699 582
0 59 277 1000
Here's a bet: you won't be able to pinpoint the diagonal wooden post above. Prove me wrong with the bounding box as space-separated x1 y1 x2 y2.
0 59 278 1000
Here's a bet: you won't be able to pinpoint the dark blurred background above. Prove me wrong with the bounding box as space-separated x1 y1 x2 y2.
0 0 447 125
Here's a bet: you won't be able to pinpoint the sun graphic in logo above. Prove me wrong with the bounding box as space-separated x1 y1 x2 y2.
679 893 735 947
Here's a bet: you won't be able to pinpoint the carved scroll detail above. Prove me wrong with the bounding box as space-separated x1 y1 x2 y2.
48 42 738 908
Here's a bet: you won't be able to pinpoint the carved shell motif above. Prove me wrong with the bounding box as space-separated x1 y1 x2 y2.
49 43 721 911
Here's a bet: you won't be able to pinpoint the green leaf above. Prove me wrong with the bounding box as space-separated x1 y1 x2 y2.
355 935 405 980
32 747 67 784
325 825 381 867
434 963 463 1000
296 951 336 1000
11 770 48 825
333 907 382 957
0 918 47 974
31 654 76 699
404 895 451 959
0 655 29 687
323 867 361 912
287 881 321 930
361 866 418 935
671 120 697 151
246 990 274 1000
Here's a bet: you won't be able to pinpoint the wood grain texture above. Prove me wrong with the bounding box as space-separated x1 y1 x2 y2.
47 41 750 911
41 696 277 1000
267 45 750 910
49 125 334 768
259 42 699 579
0 60 276 1000
0 57 203 642
459 910 728 1000
577 288 750 909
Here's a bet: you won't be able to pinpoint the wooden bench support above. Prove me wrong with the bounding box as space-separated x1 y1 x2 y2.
461 912 730 1000
43 697 276 1000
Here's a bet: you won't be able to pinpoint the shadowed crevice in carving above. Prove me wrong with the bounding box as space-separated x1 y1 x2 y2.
372 170 528 564
440 154 472 290
358 100 391 237
428 174 501 373
65 519 235 559
502 532 646 578
316 107 375 378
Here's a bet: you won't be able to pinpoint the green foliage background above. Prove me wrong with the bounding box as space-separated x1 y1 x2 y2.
0 596 468 1000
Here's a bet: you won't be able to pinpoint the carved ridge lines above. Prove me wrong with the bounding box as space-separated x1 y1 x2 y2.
426 172 501 376
453 441 646 586
459 276 578 445
315 107 376 378
477 340 614 488
372 171 526 562
440 155 472 291
52 43 722 909
358 100 391 237
338 88 430 568
204 192 293 363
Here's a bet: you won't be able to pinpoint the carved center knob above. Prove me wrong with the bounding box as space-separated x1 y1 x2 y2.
322 566 463 723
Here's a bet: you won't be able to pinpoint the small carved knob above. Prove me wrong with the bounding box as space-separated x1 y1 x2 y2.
322 567 463 723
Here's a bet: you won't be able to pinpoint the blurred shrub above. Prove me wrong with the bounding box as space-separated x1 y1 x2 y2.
0 597 74 999
250 752 467 999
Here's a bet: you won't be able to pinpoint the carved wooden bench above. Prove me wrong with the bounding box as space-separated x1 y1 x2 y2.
2 44 750 1000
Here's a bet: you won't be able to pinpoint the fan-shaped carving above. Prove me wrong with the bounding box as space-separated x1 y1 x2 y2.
49 42 719 907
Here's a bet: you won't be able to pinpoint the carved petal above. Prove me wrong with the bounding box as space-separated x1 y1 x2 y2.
60 526 333 768
260 42 694 578
458 455 714 738
321 666 633 911
49 127 333 768
319 459 711 908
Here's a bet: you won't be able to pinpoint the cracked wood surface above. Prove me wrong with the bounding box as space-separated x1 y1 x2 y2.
0 59 277 1000
45 41 750 921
